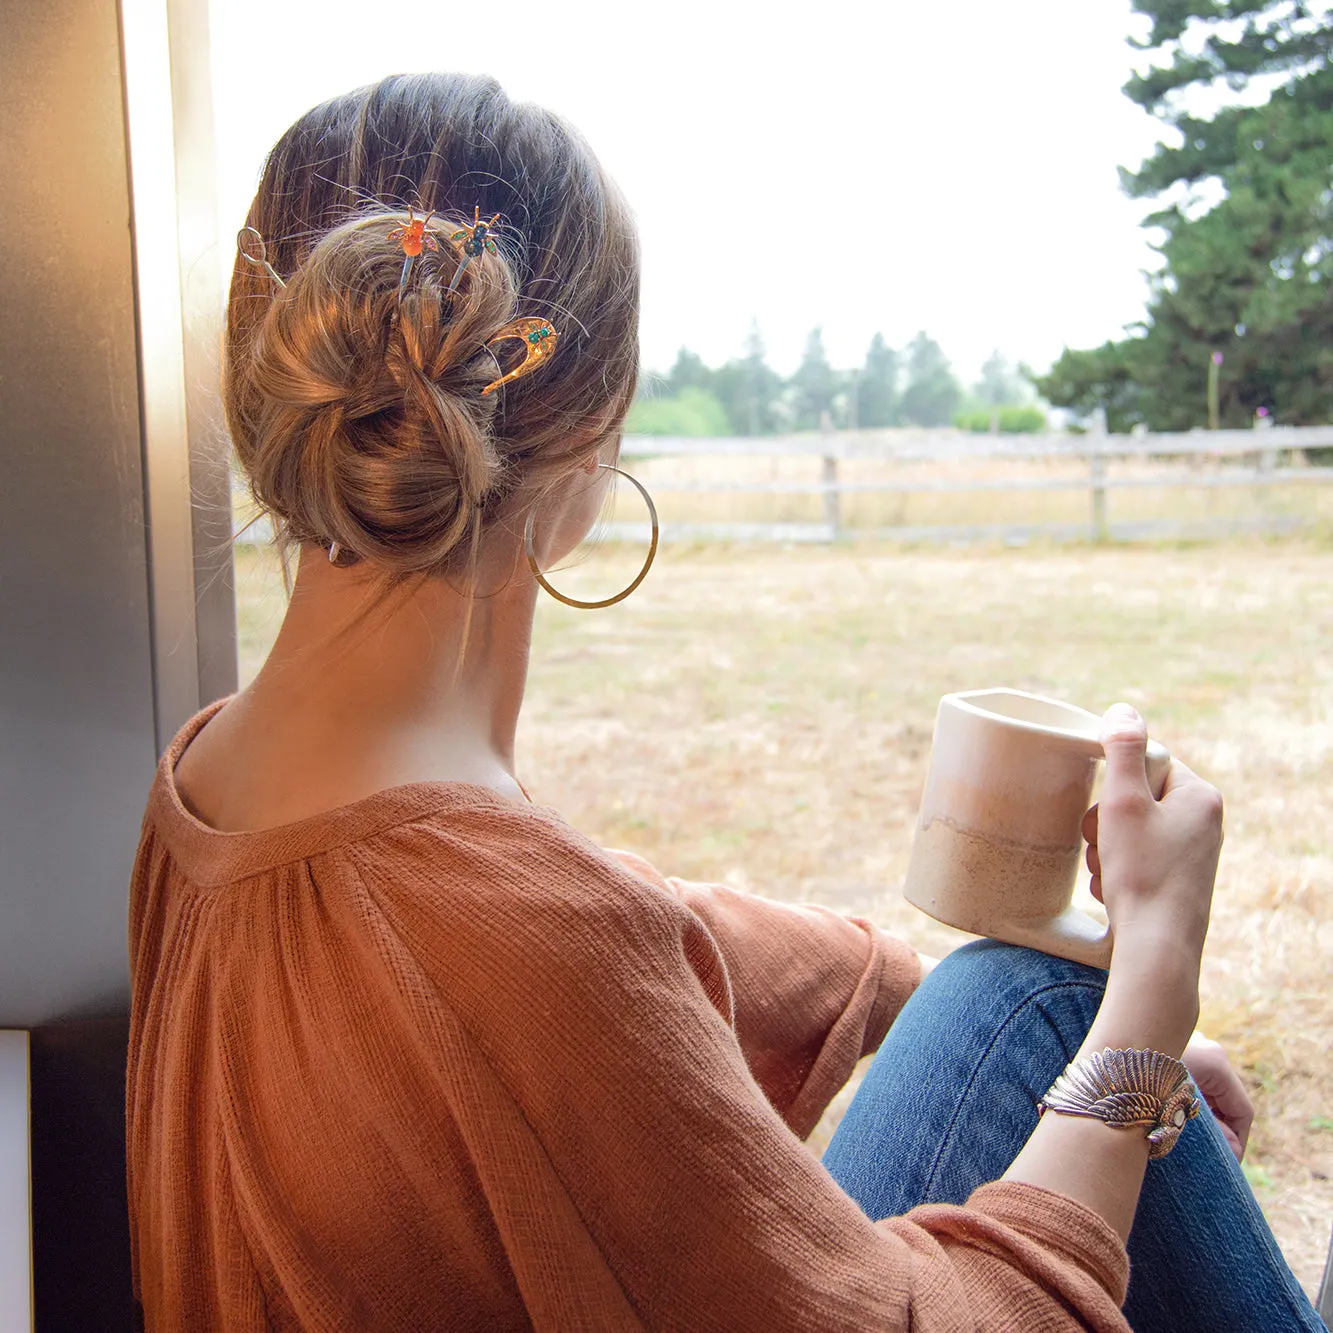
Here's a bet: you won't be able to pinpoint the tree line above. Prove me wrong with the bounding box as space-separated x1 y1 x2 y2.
1036 0 1333 435
638 2 1333 446
629 328 1044 437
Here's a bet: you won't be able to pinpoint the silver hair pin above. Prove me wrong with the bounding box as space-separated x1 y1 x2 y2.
237 227 287 289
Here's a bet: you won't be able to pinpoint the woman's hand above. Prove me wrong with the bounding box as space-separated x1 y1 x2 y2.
1079 704 1225 1057
1004 707 1229 1244
1183 1031 1254 1161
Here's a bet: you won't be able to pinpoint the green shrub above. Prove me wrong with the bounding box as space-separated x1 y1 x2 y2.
954 404 1047 434
626 386 730 437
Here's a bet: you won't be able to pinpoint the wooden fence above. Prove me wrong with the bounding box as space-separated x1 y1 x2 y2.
603 424 1333 545
231 425 1333 548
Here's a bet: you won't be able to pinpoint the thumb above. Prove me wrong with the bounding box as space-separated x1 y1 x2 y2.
1100 703 1152 799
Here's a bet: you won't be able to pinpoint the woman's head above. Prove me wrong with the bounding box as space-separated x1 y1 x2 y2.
224 73 640 578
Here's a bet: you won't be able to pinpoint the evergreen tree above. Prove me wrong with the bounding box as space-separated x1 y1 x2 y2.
1120 1 1331 201
1033 339 1149 435
1038 1 1333 428
856 333 901 428
791 327 839 430
900 332 962 427
974 350 1029 408
665 347 712 396
712 322 785 434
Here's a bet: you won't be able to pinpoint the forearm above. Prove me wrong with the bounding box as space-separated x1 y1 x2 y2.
1001 950 1199 1244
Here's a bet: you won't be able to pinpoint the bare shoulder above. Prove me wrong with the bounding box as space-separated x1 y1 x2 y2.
170 695 361 832
172 694 526 832
170 698 280 831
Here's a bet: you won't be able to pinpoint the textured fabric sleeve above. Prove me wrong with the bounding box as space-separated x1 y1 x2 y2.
607 848 922 1138
398 830 1131 1333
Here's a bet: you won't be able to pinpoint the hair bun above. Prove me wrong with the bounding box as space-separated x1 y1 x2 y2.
227 212 520 572
225 74 642 581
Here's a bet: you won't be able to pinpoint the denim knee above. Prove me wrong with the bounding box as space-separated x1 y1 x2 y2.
827 945 1329 1331
824 939 1109 1215
934 938 1108 1003
914 939 1109 1097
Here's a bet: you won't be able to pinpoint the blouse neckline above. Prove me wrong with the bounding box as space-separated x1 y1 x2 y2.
148 697 545 887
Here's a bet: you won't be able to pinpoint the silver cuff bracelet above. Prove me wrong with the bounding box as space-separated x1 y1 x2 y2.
1038 1047 1202 1159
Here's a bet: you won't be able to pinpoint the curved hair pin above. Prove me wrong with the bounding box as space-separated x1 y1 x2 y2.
481 318 559 396
237 227 287 289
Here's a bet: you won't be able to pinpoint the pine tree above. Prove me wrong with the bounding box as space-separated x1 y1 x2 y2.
974 350 1028 408
665 347 713 396
712 322 785 435
791 328 839 430
900 332 962 427
857 333 901 428
1038 2 1333 429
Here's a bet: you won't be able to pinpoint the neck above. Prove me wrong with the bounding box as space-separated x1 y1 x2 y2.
242 540 537 799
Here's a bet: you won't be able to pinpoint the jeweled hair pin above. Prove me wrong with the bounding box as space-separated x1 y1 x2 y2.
388 206 440 302
482 317 559 396
446 206 501 296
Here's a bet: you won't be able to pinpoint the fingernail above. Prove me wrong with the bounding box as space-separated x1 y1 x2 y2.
1104 702 1142 725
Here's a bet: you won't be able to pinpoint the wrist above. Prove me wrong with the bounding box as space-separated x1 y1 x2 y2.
1086 957 1199 1059
1108 925 1203 997
1108 910 1209 970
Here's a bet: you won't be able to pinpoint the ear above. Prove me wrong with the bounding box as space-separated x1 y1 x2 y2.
582 452 600 475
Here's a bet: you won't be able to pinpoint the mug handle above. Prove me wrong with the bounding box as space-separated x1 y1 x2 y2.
1143 738 1172 799
996 903 1114 969
996 737 1173 969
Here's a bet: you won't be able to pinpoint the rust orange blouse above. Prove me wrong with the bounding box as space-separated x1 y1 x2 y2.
127 700 1130 1330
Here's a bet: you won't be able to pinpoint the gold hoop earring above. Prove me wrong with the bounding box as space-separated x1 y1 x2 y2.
524 465 658 609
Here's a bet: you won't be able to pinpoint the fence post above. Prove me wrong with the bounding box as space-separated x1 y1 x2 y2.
1256 414 1276 472
820 410 840 540
1088 409 1109 542
1089 452 1108 542
821 455 840 538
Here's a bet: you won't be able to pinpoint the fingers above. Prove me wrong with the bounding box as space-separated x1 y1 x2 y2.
1216 1119 1245 1162
1099 703 1153 801
1200 1066 1254 1157
1086 847 1103 902
1081 804 1098 846
1183 1032 1254 1161
1161 758 1227 853
1084 807 1102 900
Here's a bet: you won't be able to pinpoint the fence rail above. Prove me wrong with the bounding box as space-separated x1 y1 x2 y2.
619 424 1333 461
231 426 1333 548
604 425 1333 545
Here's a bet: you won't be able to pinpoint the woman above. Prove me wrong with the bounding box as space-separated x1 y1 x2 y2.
126 73 1326 1330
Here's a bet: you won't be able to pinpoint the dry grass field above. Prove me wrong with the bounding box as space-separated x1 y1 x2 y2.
234 533 1333 1299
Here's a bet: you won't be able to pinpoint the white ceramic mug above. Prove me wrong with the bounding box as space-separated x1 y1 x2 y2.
903 688 1172 968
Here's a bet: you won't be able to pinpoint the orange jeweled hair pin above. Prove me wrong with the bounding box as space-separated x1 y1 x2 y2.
388 206 442 301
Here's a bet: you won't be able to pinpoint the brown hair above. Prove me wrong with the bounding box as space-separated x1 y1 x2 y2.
224 73 640 577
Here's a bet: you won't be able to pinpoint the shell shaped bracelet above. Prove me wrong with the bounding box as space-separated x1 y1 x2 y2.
1038 1047 1202 1160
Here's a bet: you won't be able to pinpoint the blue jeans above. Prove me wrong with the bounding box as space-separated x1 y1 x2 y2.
823 940 1327 1332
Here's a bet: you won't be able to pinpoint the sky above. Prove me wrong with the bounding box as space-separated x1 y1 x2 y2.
210 0 1177 386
